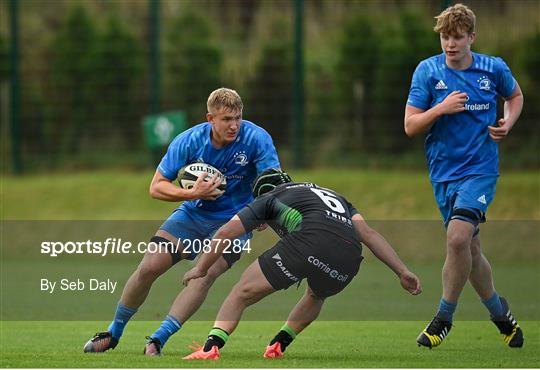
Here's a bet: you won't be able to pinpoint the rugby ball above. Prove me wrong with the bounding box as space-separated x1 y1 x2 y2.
177 163 227 191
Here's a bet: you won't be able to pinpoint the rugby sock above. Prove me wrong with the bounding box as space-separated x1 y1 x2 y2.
436 298 457 322
107 302 138 340
149 315 182 347
269 323 297 351
482 292 504 317
203 327 229 352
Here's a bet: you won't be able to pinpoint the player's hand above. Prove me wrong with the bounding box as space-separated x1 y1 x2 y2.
488 118 511 142
437 91 468 115
191 172 224 200
182 266 206 286
399 270 422 295
256 223 268 232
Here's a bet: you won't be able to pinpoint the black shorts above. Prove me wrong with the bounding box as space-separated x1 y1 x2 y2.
258 232 363 298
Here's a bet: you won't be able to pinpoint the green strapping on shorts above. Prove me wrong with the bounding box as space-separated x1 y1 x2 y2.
209 327 229 343
281 323 297 339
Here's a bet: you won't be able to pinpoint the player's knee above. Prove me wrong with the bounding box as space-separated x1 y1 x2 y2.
231 283 258 304
446 231 471 253
137 263 163 282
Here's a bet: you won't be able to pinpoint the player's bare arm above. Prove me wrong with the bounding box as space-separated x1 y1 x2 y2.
404 91 468 137
182 215 247 286
149 170 223 202
489 82 524 142
351 214 422 295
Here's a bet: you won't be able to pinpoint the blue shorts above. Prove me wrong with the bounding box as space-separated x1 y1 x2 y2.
432 174 498 227
159 204 252 265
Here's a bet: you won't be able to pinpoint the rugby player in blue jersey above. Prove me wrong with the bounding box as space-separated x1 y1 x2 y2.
404 4 524 348
83 88 281 355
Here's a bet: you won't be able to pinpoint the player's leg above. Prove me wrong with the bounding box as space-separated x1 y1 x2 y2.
469 234 495 301
265 239 362 358
417 175 512 348
468 235 524 347
417 217 475 348
264 286 325 358
417 180 471 348
442 218 475 309
84 230 181 353
144 215 243 355
183 259 276 359
144 255 231 355
122 230 178 307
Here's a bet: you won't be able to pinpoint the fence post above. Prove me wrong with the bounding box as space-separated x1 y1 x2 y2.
149 0 161 114
293 0 305 168
9 0 22 174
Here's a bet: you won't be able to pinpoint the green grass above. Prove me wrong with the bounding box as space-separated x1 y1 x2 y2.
2 169 539 220
1 321 539 368
1 169 539 367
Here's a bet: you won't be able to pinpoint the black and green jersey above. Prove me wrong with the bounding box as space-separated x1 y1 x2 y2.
237 182 361 247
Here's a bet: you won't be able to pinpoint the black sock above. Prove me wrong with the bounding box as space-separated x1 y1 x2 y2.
269 330 294 352
203 328 229 352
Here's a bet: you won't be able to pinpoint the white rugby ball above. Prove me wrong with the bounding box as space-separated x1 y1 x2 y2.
177 163 227 191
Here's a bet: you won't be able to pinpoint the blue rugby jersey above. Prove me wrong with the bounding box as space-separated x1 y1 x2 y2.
407 52 516 182
158 120 280 219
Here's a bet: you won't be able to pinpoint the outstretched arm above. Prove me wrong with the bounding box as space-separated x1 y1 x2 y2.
182 216 246 285
352 214 421 295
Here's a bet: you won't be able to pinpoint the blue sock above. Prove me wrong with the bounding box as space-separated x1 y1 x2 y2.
436 298 457 322
150 315 182 347
107 303 138 340
482 292 504 317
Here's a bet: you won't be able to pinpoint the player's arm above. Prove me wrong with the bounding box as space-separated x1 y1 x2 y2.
182 216 247 285
488 82 523 142
352 214 421 295
149 170 223 202
404 91 468 137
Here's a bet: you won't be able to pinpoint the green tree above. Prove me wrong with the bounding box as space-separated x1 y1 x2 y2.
49 4 98 155
372 10 438 152
246 17 293 146
336 15 380 152
166 10 222 124
92 14 144 149
512 31 540 167
0 33 8 83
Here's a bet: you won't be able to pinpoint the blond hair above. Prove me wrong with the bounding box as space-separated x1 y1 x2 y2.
434 3 476 36
207 88 243 114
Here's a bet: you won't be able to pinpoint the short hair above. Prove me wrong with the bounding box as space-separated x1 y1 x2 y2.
434 3 476 36
207 87 243 114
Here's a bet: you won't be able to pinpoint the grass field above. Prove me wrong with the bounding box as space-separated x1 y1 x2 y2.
1 321 539 368
3 169 539 220
1 169 539 367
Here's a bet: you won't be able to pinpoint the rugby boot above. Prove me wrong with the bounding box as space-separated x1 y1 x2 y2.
83 332 118 353
491 297 524 348
144 336 162 356
417 316 452 348
182 344 220 360
263 342 284 358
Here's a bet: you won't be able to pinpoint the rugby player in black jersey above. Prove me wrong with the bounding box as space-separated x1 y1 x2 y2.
182 168 422 360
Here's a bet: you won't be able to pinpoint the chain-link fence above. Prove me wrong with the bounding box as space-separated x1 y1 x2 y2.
1 0 539 173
